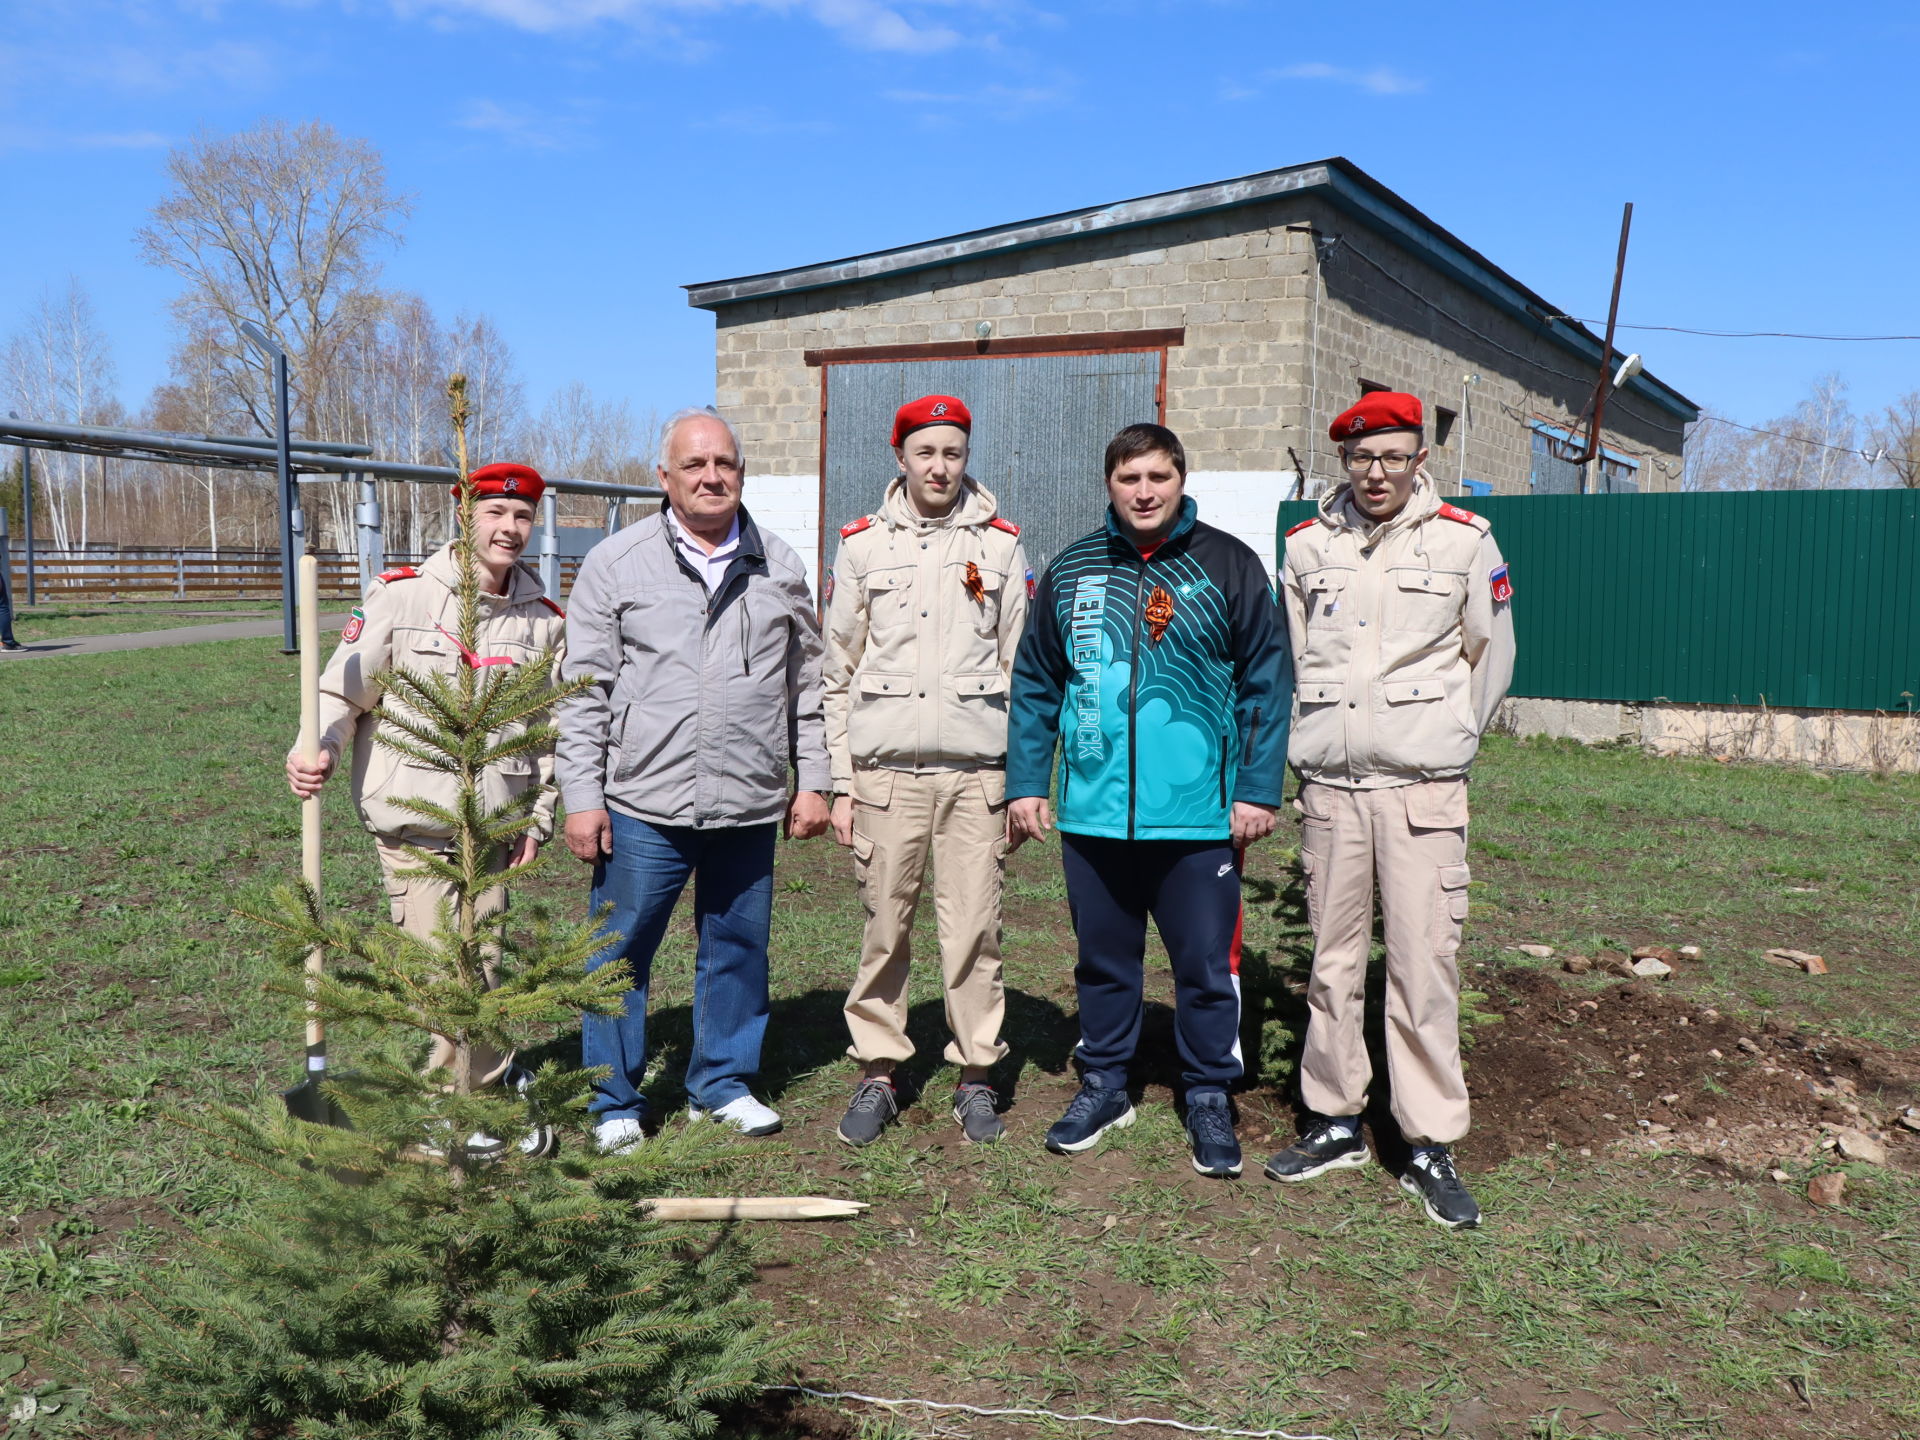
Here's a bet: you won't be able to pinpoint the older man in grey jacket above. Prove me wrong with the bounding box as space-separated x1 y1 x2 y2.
558 408 831 1153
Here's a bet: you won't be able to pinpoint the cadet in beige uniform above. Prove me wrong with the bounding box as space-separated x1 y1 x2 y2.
285 463 566 1098
823 394 1029 1146
1263 392 1514 1229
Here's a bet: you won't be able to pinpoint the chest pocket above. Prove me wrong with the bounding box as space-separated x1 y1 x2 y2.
948 560 1009 637
403 628 460 678
1387 567 1465 633
863 564 916 633
736 585 790 677
1301 567 1354 628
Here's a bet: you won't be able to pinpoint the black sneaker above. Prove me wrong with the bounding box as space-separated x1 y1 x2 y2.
1184 1090 1241 1178
1399 1146 1481 1229
835 1078 898 1147
1262 1117 1370 1182
952 1082 1004 1144
1044 1077 1134 1154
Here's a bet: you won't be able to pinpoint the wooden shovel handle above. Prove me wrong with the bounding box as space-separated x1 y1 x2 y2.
297 556 324 1055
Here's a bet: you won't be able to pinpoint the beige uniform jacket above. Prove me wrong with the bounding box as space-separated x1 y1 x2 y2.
822 477 1030 790
314 544 567 842
1282 475 1514 788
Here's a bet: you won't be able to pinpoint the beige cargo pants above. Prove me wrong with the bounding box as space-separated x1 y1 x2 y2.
845 767 1010 1071
375 837 514 1088
1295 778 1472 1145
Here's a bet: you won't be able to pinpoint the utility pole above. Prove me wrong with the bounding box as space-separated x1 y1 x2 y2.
240 322 299 653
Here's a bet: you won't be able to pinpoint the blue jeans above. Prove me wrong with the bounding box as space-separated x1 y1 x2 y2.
583 813 777 1120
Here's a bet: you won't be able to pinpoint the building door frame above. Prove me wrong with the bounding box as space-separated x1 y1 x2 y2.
804 327 1184 583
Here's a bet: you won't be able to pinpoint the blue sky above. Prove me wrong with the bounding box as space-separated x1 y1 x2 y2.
4 0 1917 434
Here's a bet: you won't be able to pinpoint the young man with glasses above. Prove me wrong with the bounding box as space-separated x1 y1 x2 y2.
1265 391 1514 1228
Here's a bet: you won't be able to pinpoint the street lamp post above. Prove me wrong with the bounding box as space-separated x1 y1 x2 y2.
9 415 34 606
239 322 299 654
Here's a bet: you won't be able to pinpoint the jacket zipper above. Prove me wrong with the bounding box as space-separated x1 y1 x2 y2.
1127 549 1146 840
1228 706 1261 810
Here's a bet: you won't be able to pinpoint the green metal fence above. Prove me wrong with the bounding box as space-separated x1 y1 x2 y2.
1274 490 1920 713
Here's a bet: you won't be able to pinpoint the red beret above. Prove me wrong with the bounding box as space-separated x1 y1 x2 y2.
892 395 972 447
454 462 545 504
1330 392 1423 443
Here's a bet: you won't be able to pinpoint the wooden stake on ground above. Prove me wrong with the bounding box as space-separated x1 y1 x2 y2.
640 1197 869 1221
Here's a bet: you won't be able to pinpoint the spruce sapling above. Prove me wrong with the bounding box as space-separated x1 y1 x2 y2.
106 376 790 1439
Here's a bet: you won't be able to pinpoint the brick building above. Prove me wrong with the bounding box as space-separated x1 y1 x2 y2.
685 156 1697 590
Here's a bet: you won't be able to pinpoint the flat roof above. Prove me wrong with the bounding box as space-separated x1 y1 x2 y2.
684 157 1696 422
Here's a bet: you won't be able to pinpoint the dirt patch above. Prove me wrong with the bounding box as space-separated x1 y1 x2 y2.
1464 966 1920 1173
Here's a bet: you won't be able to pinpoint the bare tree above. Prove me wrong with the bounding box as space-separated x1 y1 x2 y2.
1870 391 1920 489
1684 376 1875 492
138 120 412 441
528 382 656 526
1748 374 1867 491
148 318 252 552
448 312 525 467
2 279 120 550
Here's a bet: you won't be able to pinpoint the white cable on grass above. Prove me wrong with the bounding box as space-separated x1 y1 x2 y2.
767 1385 1338 1439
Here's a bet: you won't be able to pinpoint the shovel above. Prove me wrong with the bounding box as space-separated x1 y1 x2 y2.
283 554 349 1128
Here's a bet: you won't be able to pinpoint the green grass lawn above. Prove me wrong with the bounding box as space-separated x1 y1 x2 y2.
2 638 1916 1439
4 600 284 642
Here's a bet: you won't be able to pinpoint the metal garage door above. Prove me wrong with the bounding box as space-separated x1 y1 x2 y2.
822 351 1164 578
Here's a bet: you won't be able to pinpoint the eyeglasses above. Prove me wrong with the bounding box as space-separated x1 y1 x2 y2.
1343 453 1417 475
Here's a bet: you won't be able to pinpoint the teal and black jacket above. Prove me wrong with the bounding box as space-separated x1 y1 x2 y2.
1008 498 1292 841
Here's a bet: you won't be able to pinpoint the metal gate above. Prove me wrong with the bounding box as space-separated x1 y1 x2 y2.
821 350 1164 577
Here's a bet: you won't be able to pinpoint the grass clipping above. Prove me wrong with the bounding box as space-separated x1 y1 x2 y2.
105 377 789 1439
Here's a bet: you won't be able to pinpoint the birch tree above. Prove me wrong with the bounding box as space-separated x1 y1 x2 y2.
1 280 119 550
138 119 411 440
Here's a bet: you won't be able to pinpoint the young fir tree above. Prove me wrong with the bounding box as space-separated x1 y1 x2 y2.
108 378 789 1439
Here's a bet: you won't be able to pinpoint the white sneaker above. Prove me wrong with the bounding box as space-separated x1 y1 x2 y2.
594 1117 646 1154
688 1095 782 1136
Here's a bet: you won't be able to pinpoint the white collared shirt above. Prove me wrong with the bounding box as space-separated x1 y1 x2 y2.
667 511 742 594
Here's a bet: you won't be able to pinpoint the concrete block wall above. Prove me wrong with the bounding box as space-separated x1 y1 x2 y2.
713 200 1323 484
1288 194 1686 495
709 189 1689 561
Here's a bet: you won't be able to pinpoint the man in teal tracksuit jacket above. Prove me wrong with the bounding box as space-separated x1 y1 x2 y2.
1007 422 1291 1178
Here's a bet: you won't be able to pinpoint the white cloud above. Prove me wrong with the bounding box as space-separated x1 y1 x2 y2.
392 0 973 52
456 98 592 148
1267 61 1425 96
879 78 1068 121
80 39 274 93
0 124 171 153
689 104 836 134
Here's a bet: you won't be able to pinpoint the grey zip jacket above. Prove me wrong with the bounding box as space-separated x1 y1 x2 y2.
557 507 830 829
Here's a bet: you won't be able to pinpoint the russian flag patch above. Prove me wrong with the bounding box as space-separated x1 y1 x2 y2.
1490 564 1513 603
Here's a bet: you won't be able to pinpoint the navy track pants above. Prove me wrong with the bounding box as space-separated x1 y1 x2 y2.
1060 832 1244 1093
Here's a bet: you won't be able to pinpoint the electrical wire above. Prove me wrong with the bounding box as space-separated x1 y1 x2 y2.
1328 237 1675 435
766 1386 1340 1439
1692 412 1887 459
1548 318 1920 342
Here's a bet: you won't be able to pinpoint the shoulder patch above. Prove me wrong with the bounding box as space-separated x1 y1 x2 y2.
378 565 419 583
537 595 565 617
1437 503 1490 531
1284 518 1317 538
839 514 876 539
988 517 1021 536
